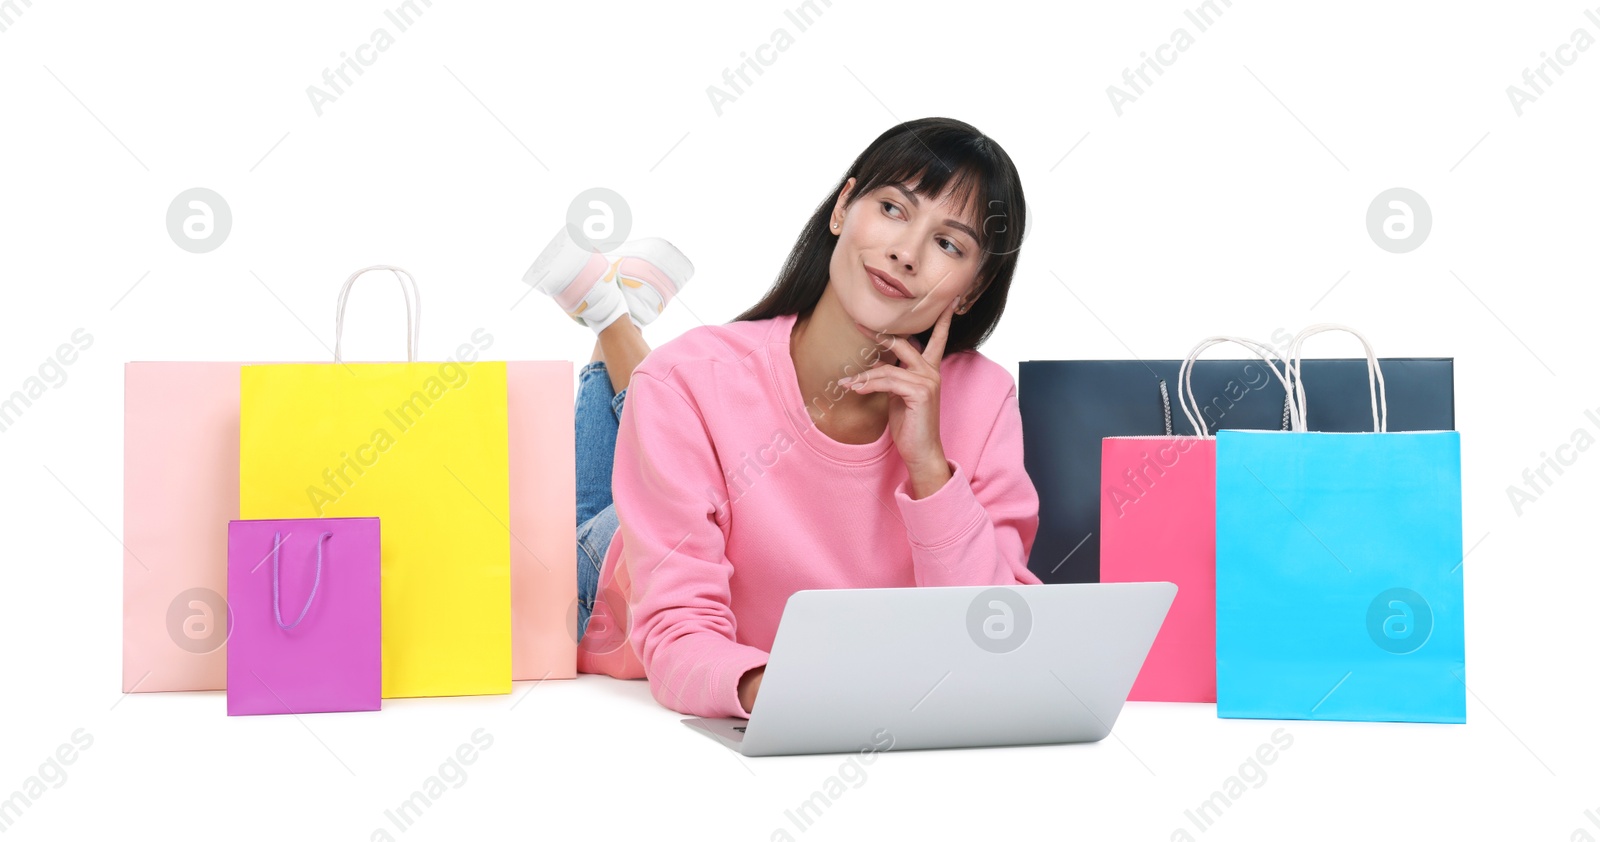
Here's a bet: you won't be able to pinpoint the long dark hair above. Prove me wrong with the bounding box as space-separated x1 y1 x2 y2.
731 117 1026 356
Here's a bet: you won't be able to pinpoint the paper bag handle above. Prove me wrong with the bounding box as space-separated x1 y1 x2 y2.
272 531 330 631
1286 323 1387 433
1155 383 1293 436
335 265 422 363
1177 336 1301 437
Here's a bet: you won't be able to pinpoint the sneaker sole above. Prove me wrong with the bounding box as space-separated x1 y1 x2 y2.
610 238 694 321
523 227 597 294
611 238 694 289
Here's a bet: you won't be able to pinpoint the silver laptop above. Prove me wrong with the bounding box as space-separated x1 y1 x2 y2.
683 582 1177 756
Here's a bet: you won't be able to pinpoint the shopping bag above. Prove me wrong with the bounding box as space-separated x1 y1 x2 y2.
1020 355 1456 584
226 518 381 715
1214 324 1466 723
123 361 262 693
506 362 579 682
239 266 514 698
1101 336 1297 703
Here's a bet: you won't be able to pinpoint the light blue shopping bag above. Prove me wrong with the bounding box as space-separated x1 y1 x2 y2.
1214 325 1465 724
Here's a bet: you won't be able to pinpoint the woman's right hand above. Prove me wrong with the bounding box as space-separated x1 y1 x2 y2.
738 666 765 714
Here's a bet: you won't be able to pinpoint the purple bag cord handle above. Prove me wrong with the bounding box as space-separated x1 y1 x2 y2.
272 530 331 630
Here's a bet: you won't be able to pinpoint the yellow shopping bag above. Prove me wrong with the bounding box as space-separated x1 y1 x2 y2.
239 266 512 698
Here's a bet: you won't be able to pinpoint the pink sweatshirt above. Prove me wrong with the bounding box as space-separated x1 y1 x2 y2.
576 311 1042 718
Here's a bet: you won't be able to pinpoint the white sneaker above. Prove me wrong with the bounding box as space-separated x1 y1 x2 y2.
607 238 695 327
523 227 629 335
524 230 695 332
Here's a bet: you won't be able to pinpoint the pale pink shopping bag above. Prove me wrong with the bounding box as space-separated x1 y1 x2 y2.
123 361 261 692
1099 337 1298 703
507 361 578 680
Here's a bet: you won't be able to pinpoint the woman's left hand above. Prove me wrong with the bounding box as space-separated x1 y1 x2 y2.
838 298 957 488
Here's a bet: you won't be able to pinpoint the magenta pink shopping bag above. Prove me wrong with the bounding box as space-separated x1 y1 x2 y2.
226 518 382 715
1099 336 1299 703
1101 435 1216 702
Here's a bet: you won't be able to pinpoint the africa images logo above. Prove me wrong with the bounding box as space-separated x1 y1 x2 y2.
966 587 1033 654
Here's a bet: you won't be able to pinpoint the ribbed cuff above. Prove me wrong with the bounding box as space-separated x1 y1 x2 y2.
716 646 773 720
894 458 986 550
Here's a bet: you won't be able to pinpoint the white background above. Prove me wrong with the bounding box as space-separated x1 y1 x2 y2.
2 0 1597 839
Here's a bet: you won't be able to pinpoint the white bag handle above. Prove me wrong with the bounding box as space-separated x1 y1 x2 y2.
1178 335 1301 438
334 265 422 363
1286 323 1387 433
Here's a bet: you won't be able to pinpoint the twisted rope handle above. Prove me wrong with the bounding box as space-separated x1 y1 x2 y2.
1158 378 1173 436
272 531 331 631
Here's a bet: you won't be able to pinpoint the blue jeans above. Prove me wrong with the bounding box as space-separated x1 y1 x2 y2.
576 360 626 642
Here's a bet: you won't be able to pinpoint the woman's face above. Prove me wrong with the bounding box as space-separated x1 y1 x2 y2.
827 176 984 339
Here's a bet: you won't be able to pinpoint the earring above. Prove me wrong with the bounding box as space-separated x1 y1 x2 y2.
831 222 838 229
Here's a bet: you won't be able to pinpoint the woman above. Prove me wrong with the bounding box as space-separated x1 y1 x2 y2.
529 116 1041 720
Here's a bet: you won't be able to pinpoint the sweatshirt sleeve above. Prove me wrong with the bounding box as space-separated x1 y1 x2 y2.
611 370 770 720
892 384 1043 587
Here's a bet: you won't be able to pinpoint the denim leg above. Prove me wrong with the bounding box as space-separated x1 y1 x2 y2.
575 360 627 642
575 360 629 526
575 502 620 641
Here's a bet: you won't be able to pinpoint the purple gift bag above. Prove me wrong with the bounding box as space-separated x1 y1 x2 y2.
226 518 381 715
